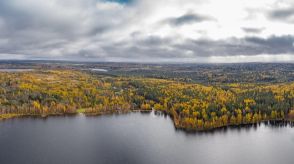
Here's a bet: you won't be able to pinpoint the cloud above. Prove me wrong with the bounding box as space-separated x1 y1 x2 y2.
177 35 294 57
78 35 294 62
107 0 133 4
0 0 128 58
70 33 294 63
0 0 293 62
164 13 214 26
267 6 294 23
242 27 265 34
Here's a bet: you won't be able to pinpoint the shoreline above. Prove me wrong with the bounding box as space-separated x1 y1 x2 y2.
0 109 153 120
173 119 294 133
1 110 294 132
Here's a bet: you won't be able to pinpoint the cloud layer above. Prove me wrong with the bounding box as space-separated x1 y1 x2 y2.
0 0 293 62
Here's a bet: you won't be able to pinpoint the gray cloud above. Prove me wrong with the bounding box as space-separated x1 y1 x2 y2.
242 27 265 34
177 35 294 57
164 13 214 26
74 35 294 62
0 0 127 59
268 6 294 23
0 0 293 62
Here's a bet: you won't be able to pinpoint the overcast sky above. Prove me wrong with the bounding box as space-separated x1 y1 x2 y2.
0 0 294 63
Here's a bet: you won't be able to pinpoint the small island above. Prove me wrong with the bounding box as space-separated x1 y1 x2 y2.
0 62 293 131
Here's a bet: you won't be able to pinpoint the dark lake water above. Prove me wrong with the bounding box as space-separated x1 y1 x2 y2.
1 111 294 164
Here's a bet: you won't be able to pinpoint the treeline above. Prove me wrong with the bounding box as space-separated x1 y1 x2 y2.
0 70 293 131
111 63 294 84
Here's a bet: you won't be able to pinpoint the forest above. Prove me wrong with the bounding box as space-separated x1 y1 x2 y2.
0 68 293 131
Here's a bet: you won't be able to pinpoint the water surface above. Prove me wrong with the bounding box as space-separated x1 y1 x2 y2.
0 69 34 72
91 68 108 72
0 112 294 164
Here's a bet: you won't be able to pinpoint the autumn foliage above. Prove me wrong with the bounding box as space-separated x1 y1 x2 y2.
0 70 293 130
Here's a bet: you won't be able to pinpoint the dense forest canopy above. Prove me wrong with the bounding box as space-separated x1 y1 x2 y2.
0 63 294 131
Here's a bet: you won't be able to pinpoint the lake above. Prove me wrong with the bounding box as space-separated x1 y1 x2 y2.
91 68 108 72
1 111 294 164
0 69 34 72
